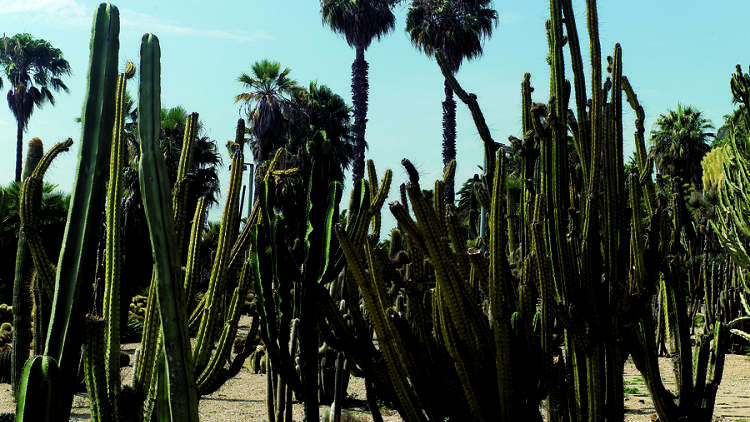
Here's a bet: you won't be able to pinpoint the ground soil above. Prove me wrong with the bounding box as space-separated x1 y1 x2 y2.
1 317 748 421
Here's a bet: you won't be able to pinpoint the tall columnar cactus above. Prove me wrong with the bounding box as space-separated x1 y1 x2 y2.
12 137 48 400
15 4 121 419
137 33 199 421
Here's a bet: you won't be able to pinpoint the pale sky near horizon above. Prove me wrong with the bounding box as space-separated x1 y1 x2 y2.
0 1 747 229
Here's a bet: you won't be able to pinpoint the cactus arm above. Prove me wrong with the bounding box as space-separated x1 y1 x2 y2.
20 139 74 299
12 139 45 400
435 51 495 188
183 196 208 304
100 67 134 419
488 151 515 421
560 0 590 182
83 316 111 421
196 255 253 393
172 112 198 258
621 75 657 216
137 33 199 421
193 122 244 372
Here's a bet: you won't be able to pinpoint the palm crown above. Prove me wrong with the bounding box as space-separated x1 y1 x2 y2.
649 104 714 188
406 0 498 73
320 0 398 50
0 33 70 182
235 59 299 162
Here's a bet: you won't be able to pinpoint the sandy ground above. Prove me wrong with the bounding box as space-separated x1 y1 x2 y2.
0 318 747 421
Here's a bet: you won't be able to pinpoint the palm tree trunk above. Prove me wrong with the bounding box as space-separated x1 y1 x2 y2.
15 121 23 182
442 78 457 203
351 45 369 183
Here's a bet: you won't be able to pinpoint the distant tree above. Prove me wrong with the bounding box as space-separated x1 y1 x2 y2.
406 0 498 202
0 34 71 182
235 60 299 163
288 81 355 184
649 104 714 189
715 105 749 146
281 81 355 250
122 105 222 294
320 0 399 183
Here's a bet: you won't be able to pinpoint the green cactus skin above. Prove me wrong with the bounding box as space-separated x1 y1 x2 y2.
11 138 44 400
99 67 133 421
192 120 244 373
20 139 74 299
172 112 199 258
16 4 122 419
10 138 44 401
83 316 111 421
183 196 208 305
137 32 199 422
15 355 62 421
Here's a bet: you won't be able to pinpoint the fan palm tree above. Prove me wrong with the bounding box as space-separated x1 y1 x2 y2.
320 0 399 183
649 104 714 190
0 34 71 182
406 0 498 203
235 60 299 163
289 81 355 184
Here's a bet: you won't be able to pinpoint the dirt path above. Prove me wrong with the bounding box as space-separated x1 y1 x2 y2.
0 333 747 421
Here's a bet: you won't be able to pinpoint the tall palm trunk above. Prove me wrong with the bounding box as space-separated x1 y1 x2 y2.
351 45 369 183
442 78 457 203
15 121 23 182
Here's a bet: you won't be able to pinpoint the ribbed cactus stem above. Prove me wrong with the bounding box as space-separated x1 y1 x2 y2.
11 138 46 400
183 196 208 304
193 122 244 372
172 112 199 258
83 315 111 422
100 67 132 419
20 139 74 299
138 33 199 421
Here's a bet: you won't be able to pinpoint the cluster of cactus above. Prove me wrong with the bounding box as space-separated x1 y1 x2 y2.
128 295 148 321
11 4 263 421
250 128 393 422
708 63 750 345
318 1 742 421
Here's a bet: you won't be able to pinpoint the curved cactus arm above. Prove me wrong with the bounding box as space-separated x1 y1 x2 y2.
138 33 199 421
12 139 46 400
20 139 75 299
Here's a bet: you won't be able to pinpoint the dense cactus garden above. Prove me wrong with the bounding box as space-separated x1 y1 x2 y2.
0 1 748 421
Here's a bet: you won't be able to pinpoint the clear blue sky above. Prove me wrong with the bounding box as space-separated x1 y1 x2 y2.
0 1 747 227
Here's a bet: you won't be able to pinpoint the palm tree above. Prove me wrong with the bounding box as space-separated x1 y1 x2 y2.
288 81 355 184
649 104 714 190
320 0 399 183
0 34 71 182
406 0 498 202
235 60 299 163
715 105 749 146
